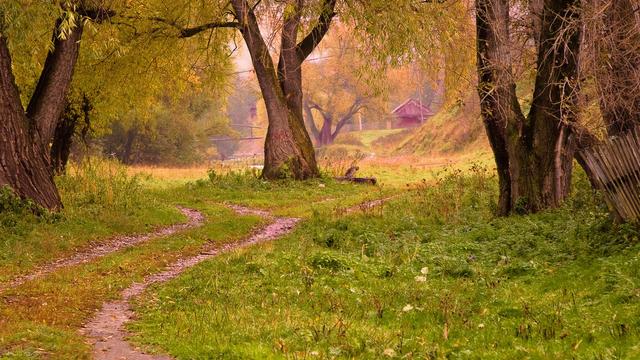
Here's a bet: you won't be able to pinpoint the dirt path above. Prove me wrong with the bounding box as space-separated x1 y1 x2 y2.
0 207 205 292
82 205 299 360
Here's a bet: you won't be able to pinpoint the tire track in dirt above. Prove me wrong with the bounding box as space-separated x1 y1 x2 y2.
82 205 299 360
0 207 205 292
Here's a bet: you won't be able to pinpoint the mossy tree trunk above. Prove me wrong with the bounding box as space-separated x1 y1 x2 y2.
231 0 336 179
476 0 581 215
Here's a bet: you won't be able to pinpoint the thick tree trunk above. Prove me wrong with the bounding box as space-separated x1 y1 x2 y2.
231 0 335 179
0 36 62 209
511 0 580 212
476 0 580 215
0 16 83 209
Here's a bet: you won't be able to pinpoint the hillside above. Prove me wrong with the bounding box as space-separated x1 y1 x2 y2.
395 94 489 155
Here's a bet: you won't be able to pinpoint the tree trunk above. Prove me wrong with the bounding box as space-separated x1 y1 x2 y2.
476 0 520 215
50 105 76 175
476 0 581 215
0 37 61 209
0 15 83 209
51 95 92 175
231 0 335 179
318 116 333 146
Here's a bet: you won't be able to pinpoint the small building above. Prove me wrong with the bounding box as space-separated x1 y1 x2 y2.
390 98 435 129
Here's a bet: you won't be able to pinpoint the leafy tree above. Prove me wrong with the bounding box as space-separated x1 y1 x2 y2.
0 1 113 209
135 0 459 179
302 26 369 146
0 0 235 209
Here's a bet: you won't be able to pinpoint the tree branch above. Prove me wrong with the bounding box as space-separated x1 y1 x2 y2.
26 17 83 143
332 98 365 139
303 100 320 140
147 17 239 38
296 0 337 60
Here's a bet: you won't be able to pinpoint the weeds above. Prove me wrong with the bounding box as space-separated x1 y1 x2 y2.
317 147 368 177
58 157 144 213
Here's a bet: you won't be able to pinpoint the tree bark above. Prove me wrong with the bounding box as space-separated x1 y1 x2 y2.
0 37 59 209
51 95 91 175
0 16 83 209
318 115 333 146
476 0 581 215
231 0 335 179
476 0 520 215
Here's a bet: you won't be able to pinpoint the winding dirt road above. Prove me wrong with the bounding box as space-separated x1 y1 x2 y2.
1 196 393 359
0 207 205 292
82 205 299 360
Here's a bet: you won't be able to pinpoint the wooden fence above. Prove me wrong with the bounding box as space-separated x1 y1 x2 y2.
580 127 640 222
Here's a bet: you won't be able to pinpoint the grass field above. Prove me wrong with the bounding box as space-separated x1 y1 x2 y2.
126 167 640 359
0 158 639 359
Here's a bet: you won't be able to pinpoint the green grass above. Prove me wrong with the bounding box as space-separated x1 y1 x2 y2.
0 160 182 283
2 159 639 359
356 129 407 148
0 161 379 359
129 168 640 359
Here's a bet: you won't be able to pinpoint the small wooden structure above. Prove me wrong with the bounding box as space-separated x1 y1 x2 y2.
580 127 640 222
390 98 434 129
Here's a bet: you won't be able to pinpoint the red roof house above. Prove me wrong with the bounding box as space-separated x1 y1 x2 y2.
391 99 435 128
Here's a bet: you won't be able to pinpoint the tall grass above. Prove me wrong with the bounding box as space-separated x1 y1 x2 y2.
58 157 145 215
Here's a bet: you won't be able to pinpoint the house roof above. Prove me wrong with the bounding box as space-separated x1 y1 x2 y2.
391 98 435 117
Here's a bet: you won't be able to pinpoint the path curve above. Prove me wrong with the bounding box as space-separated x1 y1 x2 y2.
82 205 299 360
0 207 205 292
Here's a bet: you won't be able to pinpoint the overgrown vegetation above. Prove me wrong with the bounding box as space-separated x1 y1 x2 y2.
129 167 640 359
0 158 179 284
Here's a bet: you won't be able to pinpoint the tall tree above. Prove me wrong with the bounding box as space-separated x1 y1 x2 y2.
229 0 334 178
0 5 87 209
476 0 581 215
